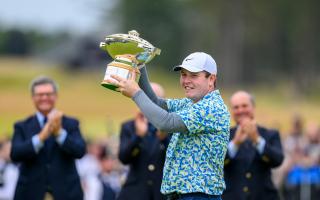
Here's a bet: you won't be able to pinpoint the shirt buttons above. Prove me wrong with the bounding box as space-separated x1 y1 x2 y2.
246 172 252 179
148 164 155 171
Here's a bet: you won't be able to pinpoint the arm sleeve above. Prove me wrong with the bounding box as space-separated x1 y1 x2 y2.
138 66 168 110
58 119 86 159
259 130 284 167
10 123 39 162
56 129 67 145
132 90 188 133
227 141 239 158
31 135 44 153
255 136 266 154
118 123 143 164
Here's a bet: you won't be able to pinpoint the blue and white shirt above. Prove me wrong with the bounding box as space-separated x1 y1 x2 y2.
160 90 230 195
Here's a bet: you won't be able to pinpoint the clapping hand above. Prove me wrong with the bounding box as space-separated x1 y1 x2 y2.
242 119 259 144
134 112 148 137
156 131 168 141
232 125 248 146
232 117 259 146
48 110 63 137
39 122 53 142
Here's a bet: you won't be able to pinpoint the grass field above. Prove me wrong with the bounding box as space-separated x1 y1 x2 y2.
1 57 319 140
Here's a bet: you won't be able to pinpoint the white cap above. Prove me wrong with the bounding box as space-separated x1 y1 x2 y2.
173 52 217 74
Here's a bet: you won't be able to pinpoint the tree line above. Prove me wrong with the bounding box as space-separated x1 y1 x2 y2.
1 0 319 94
112 0 320 93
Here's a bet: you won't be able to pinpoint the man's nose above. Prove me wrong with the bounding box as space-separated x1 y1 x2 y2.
182 76 191 83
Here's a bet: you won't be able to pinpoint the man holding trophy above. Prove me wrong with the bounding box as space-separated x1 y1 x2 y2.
100 31 230 200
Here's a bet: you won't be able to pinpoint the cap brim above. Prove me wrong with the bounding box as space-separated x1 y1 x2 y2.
172 65 202 73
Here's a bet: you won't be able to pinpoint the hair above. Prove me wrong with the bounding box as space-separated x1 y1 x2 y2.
30 76 58 95
204 71 217 89
230 90 256 107
249 93 256 107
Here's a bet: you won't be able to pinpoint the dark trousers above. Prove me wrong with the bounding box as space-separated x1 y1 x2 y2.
166 193 221 200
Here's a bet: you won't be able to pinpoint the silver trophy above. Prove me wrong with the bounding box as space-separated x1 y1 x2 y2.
100 30 161 91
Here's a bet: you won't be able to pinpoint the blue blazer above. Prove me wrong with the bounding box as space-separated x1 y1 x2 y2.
117 120 169 200
10 114 86 200
222 126 284 200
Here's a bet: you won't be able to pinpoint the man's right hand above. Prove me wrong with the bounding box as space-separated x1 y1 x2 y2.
39 123 52 142
232 125 248 146
48 110 63 137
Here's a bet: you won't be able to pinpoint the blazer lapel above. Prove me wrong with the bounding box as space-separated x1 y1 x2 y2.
27 115 42 139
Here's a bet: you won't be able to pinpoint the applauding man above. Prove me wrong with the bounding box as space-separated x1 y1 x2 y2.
223 91 284 200
10 76 86 200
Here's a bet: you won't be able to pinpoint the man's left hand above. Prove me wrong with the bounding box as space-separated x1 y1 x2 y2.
109 70 141 98
241 118 259 144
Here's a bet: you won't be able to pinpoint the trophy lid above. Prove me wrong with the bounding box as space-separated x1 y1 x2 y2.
100 30 161 64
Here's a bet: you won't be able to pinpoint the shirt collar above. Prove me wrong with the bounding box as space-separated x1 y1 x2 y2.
36 109 55 127
36 112 46 128
199 89 220 102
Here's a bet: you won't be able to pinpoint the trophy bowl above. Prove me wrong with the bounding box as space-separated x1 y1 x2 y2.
100 30 161 91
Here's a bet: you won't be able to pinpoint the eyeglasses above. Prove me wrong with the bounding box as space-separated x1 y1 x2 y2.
33 92 56 97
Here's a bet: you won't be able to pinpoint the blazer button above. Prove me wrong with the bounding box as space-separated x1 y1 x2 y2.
148 164 155 171
262 155 270 162
245 172 252 179
243 186 249 193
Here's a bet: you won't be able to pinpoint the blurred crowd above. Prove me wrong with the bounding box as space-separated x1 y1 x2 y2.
1 114 319 200
274 115 320 200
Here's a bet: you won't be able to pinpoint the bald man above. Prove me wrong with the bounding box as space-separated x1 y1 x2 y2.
222 91 284 200
117 83 169 200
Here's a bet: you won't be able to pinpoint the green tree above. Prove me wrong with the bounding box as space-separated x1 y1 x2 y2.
117 0 185 70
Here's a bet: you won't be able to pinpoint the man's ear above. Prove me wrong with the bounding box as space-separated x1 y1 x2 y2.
209 74 216 87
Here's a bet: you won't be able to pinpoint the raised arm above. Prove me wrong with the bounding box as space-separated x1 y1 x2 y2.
138 66 167 110
109 72 187 133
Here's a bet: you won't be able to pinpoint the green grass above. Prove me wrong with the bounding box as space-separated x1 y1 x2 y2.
0 57 184 139
1 57 319 139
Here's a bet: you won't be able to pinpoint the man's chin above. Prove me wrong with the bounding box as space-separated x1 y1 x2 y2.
238 116 250 122
38 107 53 114
185 93 193 99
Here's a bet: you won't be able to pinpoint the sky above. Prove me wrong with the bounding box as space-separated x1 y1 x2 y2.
0 0 114 35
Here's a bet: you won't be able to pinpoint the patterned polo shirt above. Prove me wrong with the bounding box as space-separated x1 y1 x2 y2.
160 90 230 195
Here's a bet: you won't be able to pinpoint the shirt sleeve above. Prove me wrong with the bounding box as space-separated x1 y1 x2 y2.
56 129 67 145
132 90 188 133
32 135 44 153
255 136 266 154
138 66 168 110
174 103 215 134
227 141 239 158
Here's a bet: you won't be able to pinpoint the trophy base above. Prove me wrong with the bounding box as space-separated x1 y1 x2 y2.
101 81 119 92
101 58 141 92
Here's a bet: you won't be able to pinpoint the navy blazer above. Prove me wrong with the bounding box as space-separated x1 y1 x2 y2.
10 114 86 200
117 120 169 200
222 126 284 200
